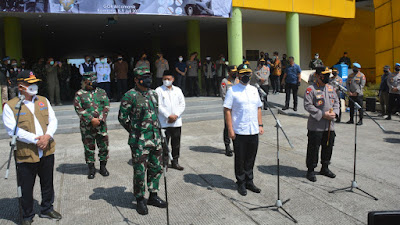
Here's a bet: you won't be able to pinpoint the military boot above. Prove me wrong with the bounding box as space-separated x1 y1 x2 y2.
136 197 148 215
99 161 109 177
320 164 336 178
225 145 233 157
147 192 167 208
306 169 316 182
88 163 96 179
171 159 184 171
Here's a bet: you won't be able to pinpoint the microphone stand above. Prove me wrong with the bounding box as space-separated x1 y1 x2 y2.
328 84 384 200
149 91 173 225
4 98 24 223
250 87 297 223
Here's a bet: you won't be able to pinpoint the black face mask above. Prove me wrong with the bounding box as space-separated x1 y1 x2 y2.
353 69 359 73
384 70 389 74
321 74 330 84
332 72 338 76
231 73 237 79
260 62 265 66
395 67 400 72
241 74 251 84
139 76 152 88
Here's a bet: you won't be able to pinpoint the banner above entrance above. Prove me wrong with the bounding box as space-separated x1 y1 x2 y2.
1 0 232 18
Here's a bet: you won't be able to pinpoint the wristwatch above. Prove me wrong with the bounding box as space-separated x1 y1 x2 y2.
259 124 263 127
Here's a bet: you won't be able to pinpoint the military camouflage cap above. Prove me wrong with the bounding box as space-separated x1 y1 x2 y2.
134 66 151 77
82 72 97 82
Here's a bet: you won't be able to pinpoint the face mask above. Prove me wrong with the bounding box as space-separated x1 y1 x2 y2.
353 69 359 73
321 75 330 84
206 57 211 61
21 62 25 65
225 61 229 65
315 56 319 59
384 70 389 74
231 73 237 79
260 62 265 66
50 61 54 65
100 59 106 64
139 76 152 88
240 74 251 84
273 56 277 60
333 72 338 76
7 60 10 65
395 67 400 72
163 80 173 87
21 84 38 96
222 58 225 61
118 58 123 61
179 57 183 62
283 56 286 60
12 63 17 67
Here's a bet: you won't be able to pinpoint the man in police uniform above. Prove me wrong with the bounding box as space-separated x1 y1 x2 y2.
118 66 167 215
74 72 110 179
220 65 238 157
346 63 366 125
386 63 400 120
224 64 264 196
304 67 339 182
3 70 62 225
329 68 343 122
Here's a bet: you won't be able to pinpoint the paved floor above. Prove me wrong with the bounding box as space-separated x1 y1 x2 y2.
0 102 399 225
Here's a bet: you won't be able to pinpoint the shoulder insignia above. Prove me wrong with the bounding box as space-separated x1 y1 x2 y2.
306 87 312 95
38 101 45 107
221 82 226 88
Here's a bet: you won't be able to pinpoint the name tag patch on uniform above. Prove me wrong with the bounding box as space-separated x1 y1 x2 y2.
16 112 26 116
316 94 324 99
40 107 48 111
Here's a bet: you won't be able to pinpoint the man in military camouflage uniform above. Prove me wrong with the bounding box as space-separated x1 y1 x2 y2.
118 66 167 216
309 53 324 69
304 67 340 182
346 63 366 125
220 65 238 157
329 68 343 122
74 72 110 179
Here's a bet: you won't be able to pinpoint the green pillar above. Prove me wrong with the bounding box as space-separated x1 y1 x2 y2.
286 12 300 65
187 20 202 88
4 17 22 61
228 7 243 66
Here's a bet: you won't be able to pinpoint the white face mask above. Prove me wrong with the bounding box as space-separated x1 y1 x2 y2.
21 84 38 96
315 56 319 59
179 57 183 62
163 80 173 87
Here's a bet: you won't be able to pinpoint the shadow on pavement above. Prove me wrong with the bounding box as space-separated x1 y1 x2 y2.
257 165 305 178
184 173 237 190
89 186 135 209
0 198 40 225
189 146 225 154
128 159 132 166
384 138 400 144
56 163 87 175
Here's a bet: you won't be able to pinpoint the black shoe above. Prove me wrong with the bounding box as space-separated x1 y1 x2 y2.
346 120 354 124
237 183 247 196
225 145 233 157
293 107 298 112
88 163 96 179
306 171 317 182
320 167 336 178
99 161 109 176
385 116 391 120
336 118 341 123
171 159 184 171
136 197 148 215
147 193 167 208
282 107 289 110
39 210 62 221
246 183 261 193
356 120 363 126
21 220 33 225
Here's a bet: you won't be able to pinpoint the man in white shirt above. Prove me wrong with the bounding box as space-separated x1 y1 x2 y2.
79 55 95 76
96 55 112 99
2 70 61 225
155 70 186 170
224 64 264 196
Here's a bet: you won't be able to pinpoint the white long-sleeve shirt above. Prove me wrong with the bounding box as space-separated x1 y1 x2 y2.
3 96 58 159
95 63 111 83
155 85 185 128
79 63 95 76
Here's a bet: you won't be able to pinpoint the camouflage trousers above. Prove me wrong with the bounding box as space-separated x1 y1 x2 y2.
80 124 109 163
130 145 163 199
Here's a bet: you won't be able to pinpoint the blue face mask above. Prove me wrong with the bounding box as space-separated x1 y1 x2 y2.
50 61 54 66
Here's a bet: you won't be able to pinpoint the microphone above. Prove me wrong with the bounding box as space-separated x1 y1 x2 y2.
331 81 348 93
15 95 25 110
254 83 267 97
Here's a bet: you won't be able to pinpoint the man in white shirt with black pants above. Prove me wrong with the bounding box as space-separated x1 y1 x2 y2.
224 64 264 196
3 70 61 225
156 70 186 170
95 55 112 99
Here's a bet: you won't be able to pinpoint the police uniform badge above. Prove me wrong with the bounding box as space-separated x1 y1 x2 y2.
306 87 312 95
317 99 324 106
